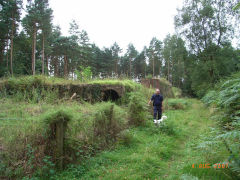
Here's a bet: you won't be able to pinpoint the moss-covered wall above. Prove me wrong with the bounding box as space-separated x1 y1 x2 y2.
0 80 126 102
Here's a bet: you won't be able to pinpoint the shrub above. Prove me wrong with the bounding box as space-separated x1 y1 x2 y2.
93 102 127 148
116 129 137 147
201 90 218 106
43 109 72 126
0 121 46 179
128 92 149 126
75 66 92 82
1 76 60 103
166 98 191 110
172 87 182 98
202 72 240 179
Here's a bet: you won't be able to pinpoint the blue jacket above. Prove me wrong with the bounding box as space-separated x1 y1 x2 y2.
151 94 163 106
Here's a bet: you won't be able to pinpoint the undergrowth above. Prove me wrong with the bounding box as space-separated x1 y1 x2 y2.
202 72 240 179
0 76 149 179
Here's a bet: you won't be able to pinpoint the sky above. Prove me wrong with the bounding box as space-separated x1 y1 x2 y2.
26 0 184 52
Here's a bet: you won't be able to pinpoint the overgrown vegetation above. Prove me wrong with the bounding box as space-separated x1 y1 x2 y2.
52 99 234 180
0 75 144 104
75 66 93 82
201 72 240 178
0 74 239 179
128 92 150 126
166 98 191 110
0 77 151 179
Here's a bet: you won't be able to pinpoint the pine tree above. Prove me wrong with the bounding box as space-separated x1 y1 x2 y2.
22 0 43 75
39 0 53 74
147 37 163 78
110 42 122 76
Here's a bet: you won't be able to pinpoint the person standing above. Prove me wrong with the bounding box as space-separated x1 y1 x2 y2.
148 89 164 121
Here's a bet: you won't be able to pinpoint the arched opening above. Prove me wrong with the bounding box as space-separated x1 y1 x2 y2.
102 89 120 102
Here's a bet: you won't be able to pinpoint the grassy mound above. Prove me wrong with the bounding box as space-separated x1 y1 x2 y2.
0 76 142 103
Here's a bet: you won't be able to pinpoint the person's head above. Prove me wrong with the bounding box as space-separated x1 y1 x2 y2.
156 89 160 95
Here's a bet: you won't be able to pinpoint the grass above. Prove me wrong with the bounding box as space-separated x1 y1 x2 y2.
53 99 231 180
0 97 232 179
0 98 130 178
0 75 141 88
0 76 234 179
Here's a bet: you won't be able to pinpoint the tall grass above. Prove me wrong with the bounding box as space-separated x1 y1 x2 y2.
0 98 130 178
53 99 232 180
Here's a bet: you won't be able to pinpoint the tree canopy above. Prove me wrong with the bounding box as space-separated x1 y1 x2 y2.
0 0 239 97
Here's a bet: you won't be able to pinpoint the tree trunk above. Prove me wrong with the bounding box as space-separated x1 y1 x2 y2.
209 55 214 84
167 58 170 81
32 24 37 75
10 13 15 76
54 57 59 77
178 58 180 88
64 55 68 78
153 58 155 78
42 33 45 75
129 58 131 78
46 56 49 75
115 58 118 77
0 39 4 65
159 64 161 78
152 52 155 78
6 38 9 72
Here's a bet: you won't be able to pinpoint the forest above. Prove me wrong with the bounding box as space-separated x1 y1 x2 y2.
0 0 239 97
0 0 240 179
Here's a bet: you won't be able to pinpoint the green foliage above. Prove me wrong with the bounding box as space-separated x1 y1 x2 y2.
175 0 240 97
166 98 191 110
128 92 149 126
0 76 144 104
54 98 230 179
202 72 240 126
34 156 56 179
172 87 182 98
75 66 92 82
146 74 153 79
233 2 240 11
202 72 240 179
43 109 72 125
146 37 163 77
90 79 141 92
116 129 138 147
162 35 187 88
1 76 60 103
93 103 127 148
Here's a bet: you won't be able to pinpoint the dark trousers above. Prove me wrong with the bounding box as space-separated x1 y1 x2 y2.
153 106 162 120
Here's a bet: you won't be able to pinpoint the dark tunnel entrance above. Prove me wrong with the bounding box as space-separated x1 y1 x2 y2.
102 89 120 102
